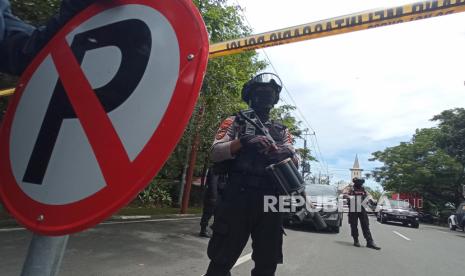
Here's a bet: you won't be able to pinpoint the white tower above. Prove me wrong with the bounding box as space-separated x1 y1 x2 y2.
350 154 363 180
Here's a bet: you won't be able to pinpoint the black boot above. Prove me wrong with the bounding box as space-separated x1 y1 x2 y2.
199 226 210 238
366 240 381 250
353 237 360 247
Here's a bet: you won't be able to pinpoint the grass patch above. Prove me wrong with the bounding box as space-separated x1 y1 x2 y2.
0 203 12 220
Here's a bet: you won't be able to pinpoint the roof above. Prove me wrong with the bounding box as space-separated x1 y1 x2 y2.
352 154 360 169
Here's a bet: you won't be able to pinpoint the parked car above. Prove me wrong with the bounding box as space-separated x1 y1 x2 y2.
285 184 343 233
340 197 349 213
418 211 438 224
366 198 378 215
448 202 465 231
377 199 420 228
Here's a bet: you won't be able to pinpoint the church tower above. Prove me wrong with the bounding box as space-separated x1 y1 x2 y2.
350 154 363 180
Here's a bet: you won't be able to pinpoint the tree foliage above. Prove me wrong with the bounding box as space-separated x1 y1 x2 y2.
364 186 382 201
371 110 465 211
432 108 465 166
270 104 302 138
10 0 60 25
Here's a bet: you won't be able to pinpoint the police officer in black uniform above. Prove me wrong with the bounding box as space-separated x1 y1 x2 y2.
205 73 297 276
347 177 381 250
200 167 227 238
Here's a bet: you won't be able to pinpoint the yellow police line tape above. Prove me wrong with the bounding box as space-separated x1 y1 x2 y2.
1 0 465 97
0 88 14 97
209 0 465 58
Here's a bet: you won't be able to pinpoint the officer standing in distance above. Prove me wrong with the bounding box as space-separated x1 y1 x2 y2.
199 167 227 238
205 73 298 276
346 177 381 250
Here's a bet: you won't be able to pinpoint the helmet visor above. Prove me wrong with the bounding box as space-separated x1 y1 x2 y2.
252 73 283 91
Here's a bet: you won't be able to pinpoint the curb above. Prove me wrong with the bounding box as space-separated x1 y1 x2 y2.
109 213 200 221
0 218 18 228
0 213 201 230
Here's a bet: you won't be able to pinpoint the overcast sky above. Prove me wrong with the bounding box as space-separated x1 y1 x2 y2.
234 0 465 190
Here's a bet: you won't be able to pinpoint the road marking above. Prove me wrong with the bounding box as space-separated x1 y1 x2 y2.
0 227 25 233
118 216 151 220
100 217 200 226
393 231 411 241
0 217 201 232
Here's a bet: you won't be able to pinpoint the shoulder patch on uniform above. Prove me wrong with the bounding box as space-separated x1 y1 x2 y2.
216 118 234 140
286 132 292 143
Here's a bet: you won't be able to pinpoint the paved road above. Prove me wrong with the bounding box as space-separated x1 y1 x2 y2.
1 216 464 276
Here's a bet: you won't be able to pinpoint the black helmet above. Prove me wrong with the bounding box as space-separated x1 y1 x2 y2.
241 72 283 104
352 177 365 185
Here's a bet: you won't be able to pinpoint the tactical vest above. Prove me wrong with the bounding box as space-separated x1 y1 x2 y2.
229 118 287 177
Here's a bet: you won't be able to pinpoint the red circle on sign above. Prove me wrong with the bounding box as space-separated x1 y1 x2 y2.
0 0 209 235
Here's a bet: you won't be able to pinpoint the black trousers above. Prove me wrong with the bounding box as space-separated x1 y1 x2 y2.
200 201 217 229
348 211 373 242
205 177 283 276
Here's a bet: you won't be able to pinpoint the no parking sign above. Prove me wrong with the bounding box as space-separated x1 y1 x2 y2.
0 0 208 235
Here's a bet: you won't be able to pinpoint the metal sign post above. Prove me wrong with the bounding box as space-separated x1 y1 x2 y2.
21 234 69 276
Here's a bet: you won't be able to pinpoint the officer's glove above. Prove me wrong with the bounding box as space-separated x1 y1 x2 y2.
240 135 274 154
266 146 294 164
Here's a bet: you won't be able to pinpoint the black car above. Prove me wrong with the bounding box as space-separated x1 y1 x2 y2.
285 184 343 233
377 199 420 228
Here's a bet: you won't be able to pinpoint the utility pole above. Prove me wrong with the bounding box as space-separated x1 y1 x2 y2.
301 130 308 179
300 130 312 180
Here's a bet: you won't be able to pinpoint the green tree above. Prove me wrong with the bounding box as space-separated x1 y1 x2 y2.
432 108 465 205
432 108 465 165
295 147 317 162
10 0 60 25
364 186 382 201
371 127 463 211
270 104 303 138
